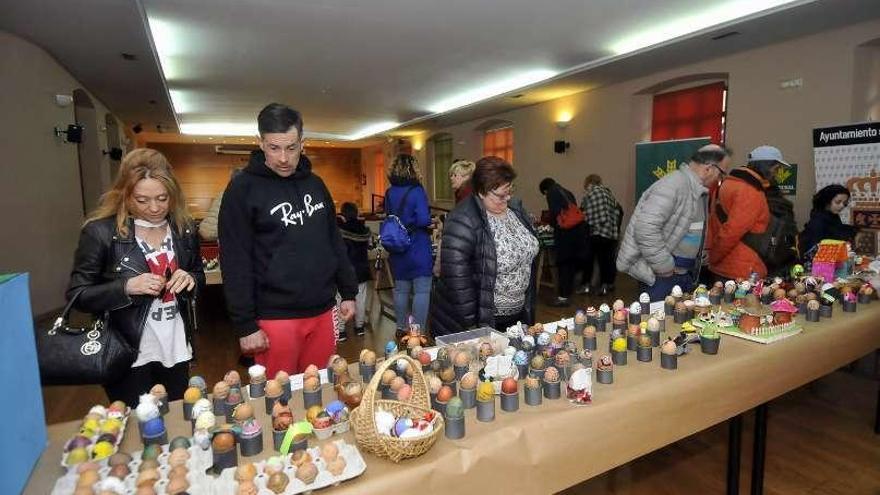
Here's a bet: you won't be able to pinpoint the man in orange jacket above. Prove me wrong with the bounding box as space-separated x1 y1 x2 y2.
708 145 792 281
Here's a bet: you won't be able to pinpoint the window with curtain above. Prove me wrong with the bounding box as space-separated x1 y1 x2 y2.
432 136 454 201
482 127 514 164
651 81 726 144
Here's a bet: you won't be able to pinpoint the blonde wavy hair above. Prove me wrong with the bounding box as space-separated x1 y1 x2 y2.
85 148 192 237
449 159 476 179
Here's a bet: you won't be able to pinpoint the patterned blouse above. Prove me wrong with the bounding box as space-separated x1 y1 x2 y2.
488 209 540 316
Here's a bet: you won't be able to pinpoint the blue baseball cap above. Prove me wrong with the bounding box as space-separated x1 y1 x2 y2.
748 145 790 167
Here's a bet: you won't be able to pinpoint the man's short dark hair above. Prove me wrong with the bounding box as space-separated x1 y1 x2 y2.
472 156 516 195
257 103 304 136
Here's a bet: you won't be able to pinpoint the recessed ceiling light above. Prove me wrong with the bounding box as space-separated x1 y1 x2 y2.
609 0 802 55
427 69 557 114
147 17 185 81
345 121 401 141
179 122 257 136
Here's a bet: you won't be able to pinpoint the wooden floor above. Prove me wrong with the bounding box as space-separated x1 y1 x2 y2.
38 277 880 494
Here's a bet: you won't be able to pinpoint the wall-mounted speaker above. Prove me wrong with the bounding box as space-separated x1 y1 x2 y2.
554 140 570 154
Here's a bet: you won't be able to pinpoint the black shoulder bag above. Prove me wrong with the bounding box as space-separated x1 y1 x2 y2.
36 289 136 385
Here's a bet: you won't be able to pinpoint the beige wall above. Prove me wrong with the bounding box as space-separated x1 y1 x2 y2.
414 19 880 229
0 30 122 315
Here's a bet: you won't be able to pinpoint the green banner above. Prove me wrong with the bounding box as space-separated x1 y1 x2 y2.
635 138 710 200
774 163 797 196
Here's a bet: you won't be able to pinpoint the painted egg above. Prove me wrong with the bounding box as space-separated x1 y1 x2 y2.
501 377 518 394
224 370 241 386
418 351 432 366
321 442 339 462
138 444 160 462
513 350 529 365
530 355 545 370
268 471 292 493
476 381 495 401
537 332 552 346
389 376 405 391
107 452 131 467
109 463 130 480
525 376 541 389
265 379 282 397
359 349 377 365
453 350 470 366
394 418 413 436
459 371 477 390
169 436 191 451
439 367 455 382
445 397 465 419
397 384 413 401
583 325 597 337
66 435 92 452
611 337 627 352
385 341 398 354
303 375 321 392
66 447 89 465
544 366 560 382
233 402 254 421
295 462 319 485
305 405 324 423
436 385 454 402
380 369 397 385
141 417 165 437
555 350 571 366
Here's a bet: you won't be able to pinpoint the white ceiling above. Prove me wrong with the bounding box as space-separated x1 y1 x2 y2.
3 0 879 141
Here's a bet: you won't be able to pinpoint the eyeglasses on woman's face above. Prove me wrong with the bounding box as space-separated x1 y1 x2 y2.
488 183 515 201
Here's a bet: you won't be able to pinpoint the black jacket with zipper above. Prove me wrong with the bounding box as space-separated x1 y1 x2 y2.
66 217 205 349
218 151 358 337
338 217 373 284
430 195 539 336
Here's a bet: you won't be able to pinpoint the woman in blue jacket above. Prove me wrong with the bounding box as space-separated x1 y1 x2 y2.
385 154 433 333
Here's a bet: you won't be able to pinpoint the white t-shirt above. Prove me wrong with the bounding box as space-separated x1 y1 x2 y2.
131 228 192 368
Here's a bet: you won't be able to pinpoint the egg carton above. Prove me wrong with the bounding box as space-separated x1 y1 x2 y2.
312 419 350 440
214 439 367 495
435 326 509 349
52 443 214 495
61 407 131 468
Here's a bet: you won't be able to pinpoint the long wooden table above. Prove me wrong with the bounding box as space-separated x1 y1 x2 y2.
26 306 880 494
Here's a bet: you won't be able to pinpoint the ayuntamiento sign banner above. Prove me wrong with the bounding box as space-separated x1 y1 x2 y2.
813 121 880 254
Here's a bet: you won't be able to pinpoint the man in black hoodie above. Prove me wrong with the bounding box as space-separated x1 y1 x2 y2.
219 103 357 376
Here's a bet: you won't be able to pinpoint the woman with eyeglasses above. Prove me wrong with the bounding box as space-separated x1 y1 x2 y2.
798 184 856 260
67 148 205 406
431 156 539 335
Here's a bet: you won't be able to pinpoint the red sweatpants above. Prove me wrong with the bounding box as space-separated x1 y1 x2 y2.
256 308 338 377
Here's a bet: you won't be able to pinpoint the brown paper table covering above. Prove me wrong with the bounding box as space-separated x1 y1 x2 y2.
26 306 880 495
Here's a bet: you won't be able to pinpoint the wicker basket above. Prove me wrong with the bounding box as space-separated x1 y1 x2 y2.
350 353 444 462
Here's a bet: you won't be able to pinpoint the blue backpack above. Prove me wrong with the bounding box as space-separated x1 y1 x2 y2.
379 186 415 254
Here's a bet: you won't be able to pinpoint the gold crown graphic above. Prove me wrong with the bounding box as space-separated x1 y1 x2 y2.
652 159 679 180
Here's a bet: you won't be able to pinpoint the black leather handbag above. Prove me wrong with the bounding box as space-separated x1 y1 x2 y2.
36 289 136 385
